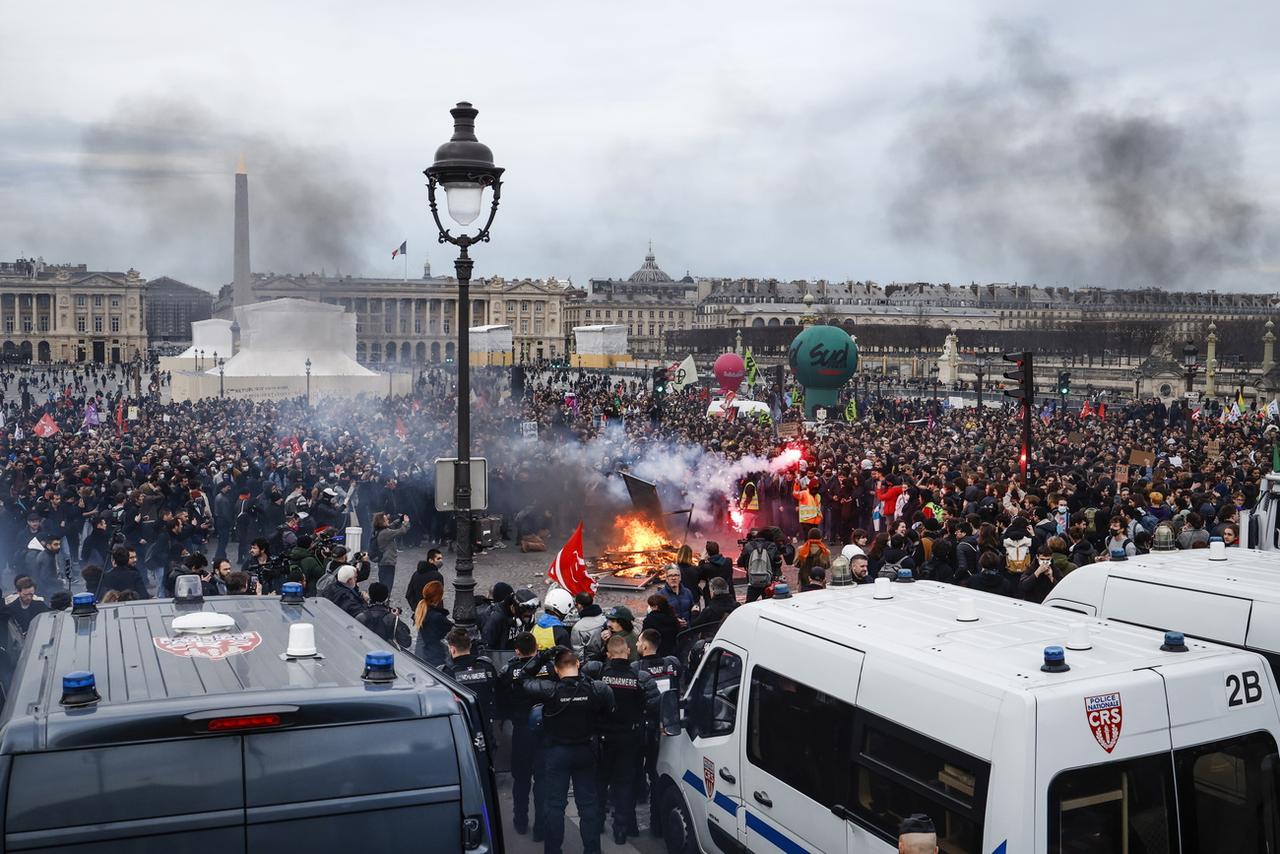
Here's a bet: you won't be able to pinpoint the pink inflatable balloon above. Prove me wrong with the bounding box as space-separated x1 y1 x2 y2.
714 352 746 394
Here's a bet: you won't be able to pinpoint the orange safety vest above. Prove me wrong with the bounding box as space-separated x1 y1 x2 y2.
795 489 822 525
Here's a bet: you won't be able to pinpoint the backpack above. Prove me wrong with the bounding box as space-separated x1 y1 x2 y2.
746 543 774 589
316 567 338 596
878 555 906 580
1005 540 1032 573
368 530 385 565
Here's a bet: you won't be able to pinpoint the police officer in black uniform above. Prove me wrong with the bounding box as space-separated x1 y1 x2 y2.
633 628 682 835
585 633 660 844
517 644 614 854
442 628 499 735
497 632 549 839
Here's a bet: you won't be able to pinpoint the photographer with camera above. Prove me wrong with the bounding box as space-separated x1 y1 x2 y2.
286 534 325 595
355 582 410 649
371 511 410 591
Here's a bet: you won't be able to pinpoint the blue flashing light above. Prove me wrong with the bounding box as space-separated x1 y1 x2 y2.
71 592 97 616
772 583 791 600
60 670 101 706
362 650 396 683
279 582 304 604
1041 645 1070 673
896 568 914 582
1161 631 1188 652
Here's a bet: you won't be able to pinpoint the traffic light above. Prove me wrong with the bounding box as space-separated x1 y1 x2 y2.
1057 371 1071 396
1002 352 1034 401
651 365 668 396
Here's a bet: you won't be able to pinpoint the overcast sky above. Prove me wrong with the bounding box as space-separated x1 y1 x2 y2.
3 1 1278 294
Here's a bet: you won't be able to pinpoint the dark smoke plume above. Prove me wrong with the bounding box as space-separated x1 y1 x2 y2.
79 96 385 284
888 22 1262 288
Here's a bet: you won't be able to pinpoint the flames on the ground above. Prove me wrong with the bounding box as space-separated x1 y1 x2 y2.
592 513 678 580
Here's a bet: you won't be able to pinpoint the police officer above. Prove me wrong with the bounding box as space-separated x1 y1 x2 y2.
517 645 614 854
898 813 939 854
498 632 549 840
586 634 659 844
633 628 682 835
442 627 499 735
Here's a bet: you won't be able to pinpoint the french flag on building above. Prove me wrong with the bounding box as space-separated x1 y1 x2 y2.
391 240 407 259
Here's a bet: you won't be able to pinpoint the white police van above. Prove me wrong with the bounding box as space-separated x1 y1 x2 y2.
656 579 1280 853
1044 547 1280 680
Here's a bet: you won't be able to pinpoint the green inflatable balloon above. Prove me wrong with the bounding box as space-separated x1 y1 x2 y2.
787 325 858 419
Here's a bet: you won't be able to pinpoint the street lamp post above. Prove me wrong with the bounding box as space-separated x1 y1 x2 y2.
975 358 988 418
1181 341 1198 394
1133 367 1143 401
218 357 225 398
425 101 504 629
305 357 312 407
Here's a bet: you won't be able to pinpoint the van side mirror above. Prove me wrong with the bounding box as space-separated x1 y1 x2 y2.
660 689 685 737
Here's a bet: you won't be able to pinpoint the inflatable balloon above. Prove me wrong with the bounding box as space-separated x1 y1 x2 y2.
713 352 746 394
787 326 858 419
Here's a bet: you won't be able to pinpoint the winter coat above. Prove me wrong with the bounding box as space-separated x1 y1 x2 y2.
571 604 607 660
690 592 738 632
374 521 409 567
697 554 736 601
287 546 325 594
415 605 453 667
357 603 411 649
325 582 368 619
404 566 444 612
642 609 681 659
99 566 151 600
657 583 697 623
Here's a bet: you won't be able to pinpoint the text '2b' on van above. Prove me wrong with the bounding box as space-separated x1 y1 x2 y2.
657 579 1280 853
0 585 501 854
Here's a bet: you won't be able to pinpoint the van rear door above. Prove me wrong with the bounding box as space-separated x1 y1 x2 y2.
1159 652 1280 853
1036 670 1174 853
243 717 464 852
738 619 864 854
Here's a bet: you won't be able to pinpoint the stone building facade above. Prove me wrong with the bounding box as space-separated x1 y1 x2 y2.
697 279 1277 334
0 260 147 363
214 264 571 365
562 247 698 359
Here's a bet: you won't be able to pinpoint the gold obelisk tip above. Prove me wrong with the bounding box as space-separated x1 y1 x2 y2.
236 153 247 175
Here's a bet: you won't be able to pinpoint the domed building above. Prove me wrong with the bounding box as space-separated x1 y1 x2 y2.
562 244 700 359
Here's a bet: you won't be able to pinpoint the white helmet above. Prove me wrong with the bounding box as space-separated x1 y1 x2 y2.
543 586 575 619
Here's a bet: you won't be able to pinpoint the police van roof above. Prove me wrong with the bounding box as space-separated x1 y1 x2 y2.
0 596 456 753
1062 549 1280 603
749 581 1238 693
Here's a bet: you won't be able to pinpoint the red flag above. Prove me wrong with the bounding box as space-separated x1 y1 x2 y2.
1080 401 1094 418
395 417 408 441
290 436 302 455
547 521 595 596
1097 402 1106 420
33 413 60 438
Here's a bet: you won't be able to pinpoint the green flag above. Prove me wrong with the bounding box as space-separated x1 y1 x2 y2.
744 348 757 386
793 389 804 411
845 397 858 421
1273 441 1279 472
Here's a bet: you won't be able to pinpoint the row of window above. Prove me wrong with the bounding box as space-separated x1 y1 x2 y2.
2 318 121 333
690 649 1279 853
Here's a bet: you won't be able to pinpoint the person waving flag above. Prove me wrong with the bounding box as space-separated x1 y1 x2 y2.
547 521 595 596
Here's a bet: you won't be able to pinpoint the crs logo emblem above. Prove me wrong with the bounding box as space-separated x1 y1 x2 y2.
1084 692 1123 753
154 631 263 660
703 757 716 800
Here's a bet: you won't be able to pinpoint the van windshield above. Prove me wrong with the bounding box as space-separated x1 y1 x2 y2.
1049 732 1280 854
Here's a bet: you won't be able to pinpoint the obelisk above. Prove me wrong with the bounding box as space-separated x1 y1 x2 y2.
233 155 251 308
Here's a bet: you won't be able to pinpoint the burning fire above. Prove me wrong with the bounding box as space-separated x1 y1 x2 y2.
729 506 746 532
616 514 669 553
592 513 678 581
